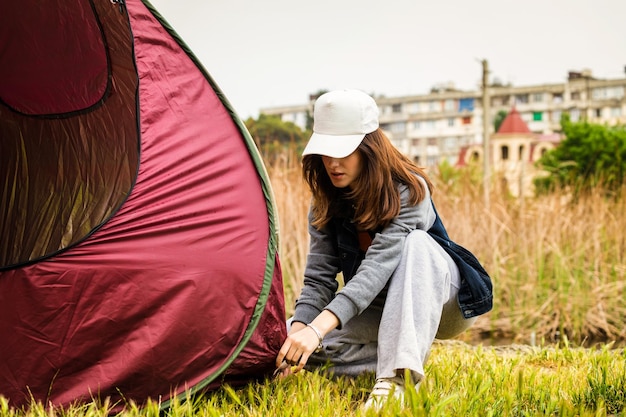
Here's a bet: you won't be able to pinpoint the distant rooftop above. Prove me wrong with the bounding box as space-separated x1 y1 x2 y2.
497 107 531 134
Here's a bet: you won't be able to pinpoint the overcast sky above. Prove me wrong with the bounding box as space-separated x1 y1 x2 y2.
149 0 626 119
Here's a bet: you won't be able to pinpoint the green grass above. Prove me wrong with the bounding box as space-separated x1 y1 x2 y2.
4 341 624 416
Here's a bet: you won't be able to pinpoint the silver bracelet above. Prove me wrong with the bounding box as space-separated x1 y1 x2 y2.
306 323 324 353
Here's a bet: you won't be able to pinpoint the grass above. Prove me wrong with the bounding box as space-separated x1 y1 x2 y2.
4 341 624 416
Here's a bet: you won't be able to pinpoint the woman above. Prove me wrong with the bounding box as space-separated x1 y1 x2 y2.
276 89 488 409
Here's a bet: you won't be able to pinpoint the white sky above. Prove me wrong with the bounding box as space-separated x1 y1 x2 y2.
149 0 626 119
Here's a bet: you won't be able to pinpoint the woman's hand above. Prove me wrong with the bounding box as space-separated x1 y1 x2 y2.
275 311 340 375
275 324 321 374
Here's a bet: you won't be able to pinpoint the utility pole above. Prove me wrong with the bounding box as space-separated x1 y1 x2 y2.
482 59 490 210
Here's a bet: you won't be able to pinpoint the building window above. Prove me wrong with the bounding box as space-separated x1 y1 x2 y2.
424 120 436 130
444 137 456 150
444 99 455 111
447 118 455 127
591 86 624 100
491 96 509 107
408 102 421 114
392 103 402 113
515 94 529 104
571 91 581 100
519 145 524 161
570 109 580 121
462 116 472 125
459 98 475 112
553 93 563 103
532 93 544 102
428 101 438 111
592 88 606 100
611 107 622 117
390 122 405 133
501 145 509 161
411 121 421 130
608 86 625 99
532 111 543 121
427 155 439 166
552 110 562 122
427 138 437 146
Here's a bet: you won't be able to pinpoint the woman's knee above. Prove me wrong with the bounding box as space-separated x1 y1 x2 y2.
405 229 430 246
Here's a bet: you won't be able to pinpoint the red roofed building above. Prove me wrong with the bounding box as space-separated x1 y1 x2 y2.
457 107 561 196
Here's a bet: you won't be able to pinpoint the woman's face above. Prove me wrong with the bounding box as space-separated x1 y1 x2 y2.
321 150 363 189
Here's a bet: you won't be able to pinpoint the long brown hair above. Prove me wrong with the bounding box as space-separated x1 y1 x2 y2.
302 128 433 230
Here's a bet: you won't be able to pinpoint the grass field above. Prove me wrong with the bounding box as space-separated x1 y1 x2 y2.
2 152 624 416
5 341 624 416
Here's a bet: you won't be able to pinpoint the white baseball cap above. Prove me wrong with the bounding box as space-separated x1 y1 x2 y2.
302 89 379 158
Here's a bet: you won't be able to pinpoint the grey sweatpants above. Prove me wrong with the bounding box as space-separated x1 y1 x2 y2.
291 229 476 383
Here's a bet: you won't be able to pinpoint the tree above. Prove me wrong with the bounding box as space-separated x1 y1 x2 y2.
535 115 626 195
245 114 310 157
493 110 508 133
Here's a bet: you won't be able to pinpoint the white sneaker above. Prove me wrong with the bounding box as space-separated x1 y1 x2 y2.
362 376 405 411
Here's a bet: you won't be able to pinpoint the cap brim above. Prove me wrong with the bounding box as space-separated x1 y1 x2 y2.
302 132 365 158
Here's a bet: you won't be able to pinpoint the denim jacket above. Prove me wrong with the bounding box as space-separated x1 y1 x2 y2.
426 204 493 318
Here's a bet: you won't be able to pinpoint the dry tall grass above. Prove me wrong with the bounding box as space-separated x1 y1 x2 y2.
265 151 626 347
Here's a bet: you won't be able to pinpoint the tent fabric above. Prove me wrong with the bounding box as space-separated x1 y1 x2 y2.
0 1 109 115
0 0 137 267
0 0 286 410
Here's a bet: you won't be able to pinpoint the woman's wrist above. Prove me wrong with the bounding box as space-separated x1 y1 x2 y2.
306 323 324 353
289 320 306 334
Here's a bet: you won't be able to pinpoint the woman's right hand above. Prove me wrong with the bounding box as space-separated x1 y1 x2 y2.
275 322 321 373
275 311 339 375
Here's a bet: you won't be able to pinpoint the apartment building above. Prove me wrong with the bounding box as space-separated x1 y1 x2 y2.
260 70 626 167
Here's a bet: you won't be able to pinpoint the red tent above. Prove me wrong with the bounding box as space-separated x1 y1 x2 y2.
0 0 286 410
